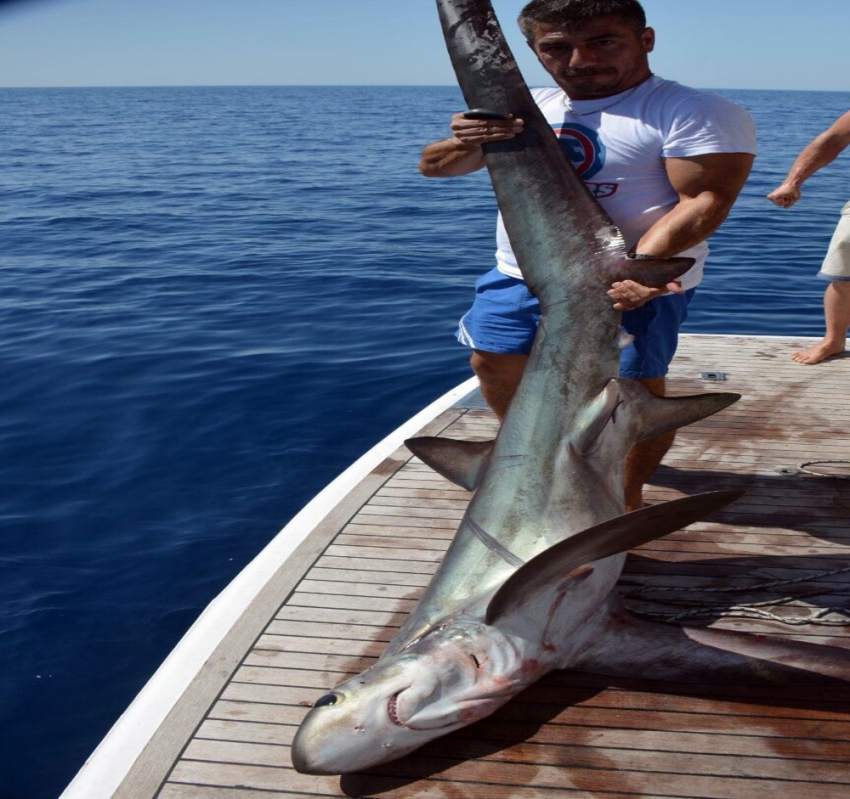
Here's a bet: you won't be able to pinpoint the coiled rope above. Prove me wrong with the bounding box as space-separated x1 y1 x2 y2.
620 565 850 625
797 459 850 479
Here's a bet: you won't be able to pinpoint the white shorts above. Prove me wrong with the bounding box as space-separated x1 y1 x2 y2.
818 200 850 281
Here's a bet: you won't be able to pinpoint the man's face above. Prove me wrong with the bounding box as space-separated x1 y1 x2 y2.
528 16 655 100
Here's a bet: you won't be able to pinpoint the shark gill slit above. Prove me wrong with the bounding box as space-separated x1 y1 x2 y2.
466 517 526 568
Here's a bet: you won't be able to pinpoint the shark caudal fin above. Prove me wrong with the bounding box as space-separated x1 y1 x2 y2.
574 603 850 685
599 254 695 288
614 379 741 443
485 490 743 626
405 437 494 492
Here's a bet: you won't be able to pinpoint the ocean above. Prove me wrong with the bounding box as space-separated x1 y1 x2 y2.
1 85 849 799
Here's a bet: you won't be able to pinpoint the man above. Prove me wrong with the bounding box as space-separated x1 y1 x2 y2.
420 0 755 511
767 110 850 365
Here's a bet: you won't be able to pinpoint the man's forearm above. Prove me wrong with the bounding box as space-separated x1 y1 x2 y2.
779 134 846 190
607 194 729 311
419 137 486 178
635 192 736 257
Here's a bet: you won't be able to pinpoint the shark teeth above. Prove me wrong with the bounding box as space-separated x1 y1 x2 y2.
387 692 406 728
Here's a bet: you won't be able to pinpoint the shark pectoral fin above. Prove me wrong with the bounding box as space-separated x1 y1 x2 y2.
602 254 695 288
576 608 850 685
404 436 494 491
485 490 743 626
622 381 741 441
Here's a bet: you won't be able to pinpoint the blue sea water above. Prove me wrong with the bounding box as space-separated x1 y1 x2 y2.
1 84 849 798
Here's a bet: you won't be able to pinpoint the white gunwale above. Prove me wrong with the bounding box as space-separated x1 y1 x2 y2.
60 377 478 799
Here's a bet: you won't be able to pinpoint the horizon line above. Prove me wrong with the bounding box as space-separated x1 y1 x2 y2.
1 83 848 93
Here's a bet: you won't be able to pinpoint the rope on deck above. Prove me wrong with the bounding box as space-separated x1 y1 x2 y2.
798 459 850 479
620 565 850 625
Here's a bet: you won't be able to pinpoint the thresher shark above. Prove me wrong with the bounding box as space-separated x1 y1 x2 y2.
292 0 850 775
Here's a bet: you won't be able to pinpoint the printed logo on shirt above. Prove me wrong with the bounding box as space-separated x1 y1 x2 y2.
552 122 606 180
585 182 619 199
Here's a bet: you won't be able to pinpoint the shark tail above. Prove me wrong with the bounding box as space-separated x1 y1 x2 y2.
575 598 850 685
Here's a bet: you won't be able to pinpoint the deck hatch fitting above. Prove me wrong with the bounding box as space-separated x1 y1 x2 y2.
700 371 727 381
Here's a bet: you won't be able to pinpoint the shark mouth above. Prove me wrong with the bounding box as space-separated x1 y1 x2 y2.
388 692 407 728
388 690 473 732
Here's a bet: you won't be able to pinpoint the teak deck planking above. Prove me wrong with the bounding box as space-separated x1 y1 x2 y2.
127 335 850 798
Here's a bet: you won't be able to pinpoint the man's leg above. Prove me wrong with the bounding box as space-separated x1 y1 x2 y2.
620 290 695 512
795 204 850 364
456 268 539 419
791 280 850 364
469 350 528 421
623 376 674 512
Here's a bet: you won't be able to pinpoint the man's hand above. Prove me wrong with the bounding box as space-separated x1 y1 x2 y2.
607 279 684 311
448 112 524 148
419 113 524 177
767 184 801 208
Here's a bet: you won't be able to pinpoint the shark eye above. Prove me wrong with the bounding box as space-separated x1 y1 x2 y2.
313 693 339 708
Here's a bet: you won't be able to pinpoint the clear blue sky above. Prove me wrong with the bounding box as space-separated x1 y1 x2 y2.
0 0 848 91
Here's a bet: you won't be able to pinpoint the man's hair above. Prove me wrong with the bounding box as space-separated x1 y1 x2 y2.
518 0 647 41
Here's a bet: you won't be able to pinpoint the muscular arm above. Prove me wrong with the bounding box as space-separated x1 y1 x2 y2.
767 110 850 208
419 113 524 177
608 151 755 310
636 152 755 255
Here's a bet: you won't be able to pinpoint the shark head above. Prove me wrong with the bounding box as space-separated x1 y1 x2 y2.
291 616 534 774
292 488 746 775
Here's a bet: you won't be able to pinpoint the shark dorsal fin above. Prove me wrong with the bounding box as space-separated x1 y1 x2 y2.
485 489 744 626
405 437 495 491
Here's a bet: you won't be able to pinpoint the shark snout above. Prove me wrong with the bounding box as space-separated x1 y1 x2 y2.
290 644 488 773
290 662 426 774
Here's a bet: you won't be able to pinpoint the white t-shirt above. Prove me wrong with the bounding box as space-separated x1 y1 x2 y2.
494 76 758 290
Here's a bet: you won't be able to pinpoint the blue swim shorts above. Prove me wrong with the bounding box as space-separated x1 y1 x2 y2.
456 267 695 379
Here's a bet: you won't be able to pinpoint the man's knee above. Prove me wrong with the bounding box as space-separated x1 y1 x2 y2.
470 350 528 419
830 280 850 297
470 350 527 385
636 376 666 398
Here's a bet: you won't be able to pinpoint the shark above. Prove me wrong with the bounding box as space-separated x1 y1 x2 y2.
291 0 850 775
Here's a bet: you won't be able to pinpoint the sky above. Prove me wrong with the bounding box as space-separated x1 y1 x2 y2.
0 0 848 92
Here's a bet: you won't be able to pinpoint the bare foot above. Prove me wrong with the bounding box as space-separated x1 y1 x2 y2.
790 341 845 364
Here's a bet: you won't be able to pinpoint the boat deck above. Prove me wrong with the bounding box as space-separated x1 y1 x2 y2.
84 335 850 799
